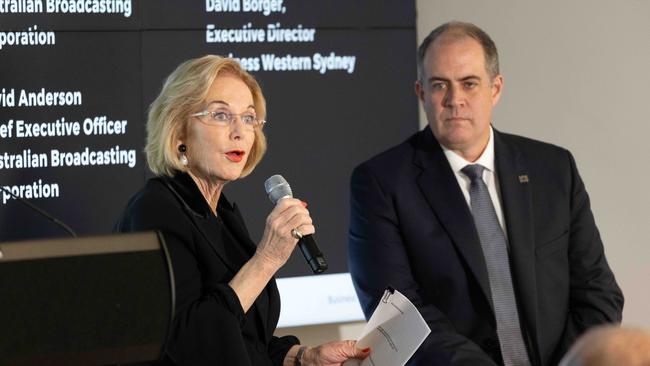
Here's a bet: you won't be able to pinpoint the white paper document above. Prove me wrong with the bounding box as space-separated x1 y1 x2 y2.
344 288 431 366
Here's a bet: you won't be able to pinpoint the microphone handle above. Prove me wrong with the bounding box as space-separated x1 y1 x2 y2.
297 234 328 274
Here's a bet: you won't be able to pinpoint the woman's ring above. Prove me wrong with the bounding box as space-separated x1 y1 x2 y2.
291 228 303 239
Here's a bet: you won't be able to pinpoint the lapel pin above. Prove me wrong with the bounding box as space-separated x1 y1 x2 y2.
518 174 529 183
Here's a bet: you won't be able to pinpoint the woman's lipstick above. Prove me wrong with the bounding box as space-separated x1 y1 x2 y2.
225 150 245 163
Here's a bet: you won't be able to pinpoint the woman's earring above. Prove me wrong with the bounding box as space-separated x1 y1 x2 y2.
178 144 188 166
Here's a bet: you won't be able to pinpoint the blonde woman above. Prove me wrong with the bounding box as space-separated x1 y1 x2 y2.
116 55 369 366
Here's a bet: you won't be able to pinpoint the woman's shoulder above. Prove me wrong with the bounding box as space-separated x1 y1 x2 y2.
114 177 184 232
126 177 178 211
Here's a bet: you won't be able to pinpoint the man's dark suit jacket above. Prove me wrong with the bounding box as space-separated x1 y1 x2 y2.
349 127 623 366
115 172 298 366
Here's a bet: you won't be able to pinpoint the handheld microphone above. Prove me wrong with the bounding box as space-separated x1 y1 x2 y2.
0 185 77 237
264 175 327 274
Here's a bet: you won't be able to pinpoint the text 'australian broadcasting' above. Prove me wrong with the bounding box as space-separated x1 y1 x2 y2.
0 146 137 170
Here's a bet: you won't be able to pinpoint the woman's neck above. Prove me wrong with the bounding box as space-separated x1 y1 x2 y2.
187 170 225 215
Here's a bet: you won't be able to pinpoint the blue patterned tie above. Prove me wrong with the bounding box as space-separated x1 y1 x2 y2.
461 164 531 366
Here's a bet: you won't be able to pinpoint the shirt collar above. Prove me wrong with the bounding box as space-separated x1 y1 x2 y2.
441 126 495 173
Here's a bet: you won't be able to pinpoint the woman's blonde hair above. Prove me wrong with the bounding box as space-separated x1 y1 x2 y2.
146 55 267 177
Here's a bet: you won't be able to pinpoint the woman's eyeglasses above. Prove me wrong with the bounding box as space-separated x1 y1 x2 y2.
190 110 266 128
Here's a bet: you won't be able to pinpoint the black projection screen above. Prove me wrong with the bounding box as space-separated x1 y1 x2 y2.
0 0 418 326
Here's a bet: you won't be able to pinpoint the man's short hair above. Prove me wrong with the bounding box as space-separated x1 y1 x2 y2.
417 21 500 82
146 55 267 178
560 325 650 366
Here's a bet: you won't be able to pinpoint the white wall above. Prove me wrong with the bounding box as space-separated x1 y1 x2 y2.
280 0 650 346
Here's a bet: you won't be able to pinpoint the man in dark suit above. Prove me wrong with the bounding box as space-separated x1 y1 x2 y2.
348 21 623 366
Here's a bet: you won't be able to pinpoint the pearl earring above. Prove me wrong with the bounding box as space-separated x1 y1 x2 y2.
178 144 188 166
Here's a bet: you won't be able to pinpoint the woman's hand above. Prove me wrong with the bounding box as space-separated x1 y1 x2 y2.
255 197 314 270
230 197 313 313
296 341 370 366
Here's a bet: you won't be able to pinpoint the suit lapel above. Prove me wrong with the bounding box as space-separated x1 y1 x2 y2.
161 176 240 274
493 130 539 352
190 215 233 270
414 129 493 307
218 202 257 256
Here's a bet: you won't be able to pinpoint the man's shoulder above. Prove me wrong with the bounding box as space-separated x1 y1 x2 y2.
497 130 570 160
496 130 579 184
355 129 423 172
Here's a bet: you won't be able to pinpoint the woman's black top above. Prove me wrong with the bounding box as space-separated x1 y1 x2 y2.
114 172 299 366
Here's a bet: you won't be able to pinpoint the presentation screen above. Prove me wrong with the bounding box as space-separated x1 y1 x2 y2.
0 0 418 326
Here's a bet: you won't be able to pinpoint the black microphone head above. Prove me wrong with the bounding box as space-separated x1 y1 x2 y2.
264 174 293 204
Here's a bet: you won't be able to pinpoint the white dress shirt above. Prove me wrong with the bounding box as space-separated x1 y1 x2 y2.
441 127 508 237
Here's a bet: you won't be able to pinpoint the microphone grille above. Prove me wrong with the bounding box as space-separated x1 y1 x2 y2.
264 174 293 204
